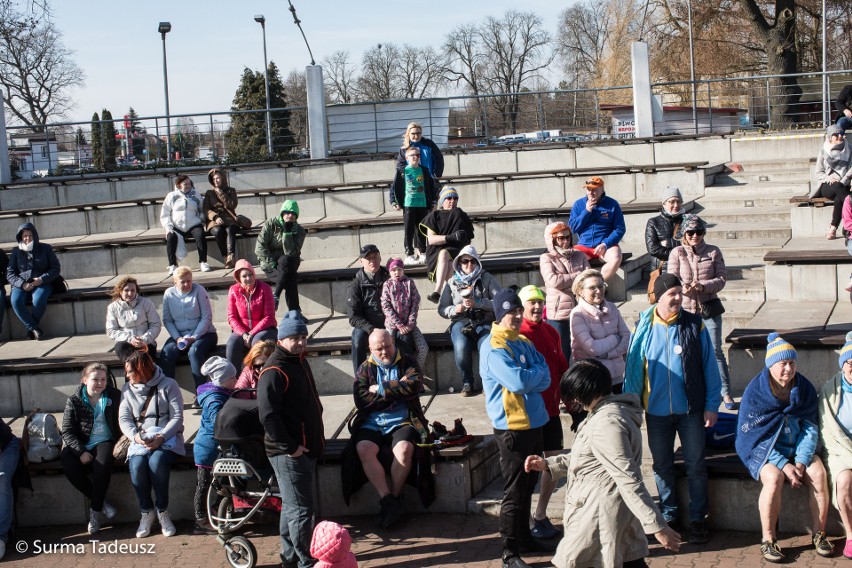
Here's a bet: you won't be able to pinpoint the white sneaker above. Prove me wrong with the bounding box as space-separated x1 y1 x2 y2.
415 252 426 264
101 501 117 520
403 255 417 266
167 264 177 276
199 261 211 272
158 509 176 537
136 510 155 538
88 508 101 535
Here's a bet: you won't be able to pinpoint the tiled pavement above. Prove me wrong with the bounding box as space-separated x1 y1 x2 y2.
4 514 850 567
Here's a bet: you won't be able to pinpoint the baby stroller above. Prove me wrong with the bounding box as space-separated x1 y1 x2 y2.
207 391 282 568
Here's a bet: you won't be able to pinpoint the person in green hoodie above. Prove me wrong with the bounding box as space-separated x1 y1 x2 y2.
256 200 307 313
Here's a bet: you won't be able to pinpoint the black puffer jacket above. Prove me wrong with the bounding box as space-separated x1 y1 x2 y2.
645 210 683 267
61 384 122 455
346 267 390 332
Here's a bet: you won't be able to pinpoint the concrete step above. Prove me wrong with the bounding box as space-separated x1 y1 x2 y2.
695 205 790 225
716 279 766 302
725 257 766 281
709 178 809 195
727 171 810 184
705 221 791 241
733 159 814 173
707 237 788 258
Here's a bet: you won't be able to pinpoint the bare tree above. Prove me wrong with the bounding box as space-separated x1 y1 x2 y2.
0 0 84 129
397 44 444 99
557 0 611 89
284 68 308 149
322 50 356 104
356 43 404 101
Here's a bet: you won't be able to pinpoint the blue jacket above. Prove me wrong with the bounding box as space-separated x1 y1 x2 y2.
568 194 626 249
193 383 233 467
480 323 550 431
7 223 60 289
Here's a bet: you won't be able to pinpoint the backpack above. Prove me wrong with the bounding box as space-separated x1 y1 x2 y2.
24 411 62 462
705 411 737 450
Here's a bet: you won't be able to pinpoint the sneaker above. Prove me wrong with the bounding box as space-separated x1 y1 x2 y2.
199 261 211 272
813 530 833 557
136 510 155 538
193 519 216 535
167 264 177 276
427 292 440 304
844 538 852 559
403 255 417 266
461 383 474 397
88 508 101 534
530 517 560 540
158 509 176 537
502 554 532 568
416 251 426 264
688 519 710 544
101 501 117 520
760 540 784 563
380 494 404 529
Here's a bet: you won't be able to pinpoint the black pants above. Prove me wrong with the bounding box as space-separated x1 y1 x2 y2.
494 427 543 556
819 181 851 229
61 442 115 512
166 225 207 265
403 206 429 256
194 466 213 521
209 224 238 257
270 255 301 311
114 341 158 363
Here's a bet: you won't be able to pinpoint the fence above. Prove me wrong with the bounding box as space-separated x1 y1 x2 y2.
5 69 851 178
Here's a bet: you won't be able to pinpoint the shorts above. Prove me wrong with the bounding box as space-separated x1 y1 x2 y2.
541 415 564 452
354 424 420 450
573 244 601 260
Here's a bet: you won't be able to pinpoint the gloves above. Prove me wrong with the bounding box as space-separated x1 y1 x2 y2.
283 221 295 232
446 230 467 246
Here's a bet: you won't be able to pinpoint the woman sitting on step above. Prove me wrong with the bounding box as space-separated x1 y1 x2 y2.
61 362 122 535
106 276 162 363
203 168 245 270
812 124 852 240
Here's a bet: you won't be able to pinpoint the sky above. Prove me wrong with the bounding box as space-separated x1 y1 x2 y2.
49 1 571 126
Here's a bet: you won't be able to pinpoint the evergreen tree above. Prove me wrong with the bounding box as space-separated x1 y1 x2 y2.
75 128 86 146
227 61 294 162
127 107 146 156
101 109 118 170
91 112 103 170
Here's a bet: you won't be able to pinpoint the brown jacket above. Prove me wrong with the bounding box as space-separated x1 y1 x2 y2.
667 241 727 314
203 169 240 231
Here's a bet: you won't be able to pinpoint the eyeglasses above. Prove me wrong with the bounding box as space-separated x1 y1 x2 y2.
459 258 477 265
410 130 422 135
408 153 421 157
685 230 706 237
554 235 570 242
584 284 606 292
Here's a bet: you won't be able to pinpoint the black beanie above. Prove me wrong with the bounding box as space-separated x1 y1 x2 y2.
653 273 682 302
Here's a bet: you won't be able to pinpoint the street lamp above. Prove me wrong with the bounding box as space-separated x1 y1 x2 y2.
254 15 274 157
686 0 698 134
158 22 172 161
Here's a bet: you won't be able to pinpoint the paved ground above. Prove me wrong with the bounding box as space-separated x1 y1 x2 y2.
3 514 850 567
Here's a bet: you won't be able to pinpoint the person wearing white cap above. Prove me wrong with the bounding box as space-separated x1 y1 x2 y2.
645 186 684 270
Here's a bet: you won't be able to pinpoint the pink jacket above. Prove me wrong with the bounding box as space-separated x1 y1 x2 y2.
232 366 258 399
539 222 590 321
227 259 277 336
569 298 630 383
381 275 420 331
310 521 358 568
843 195 852 233
667 241 727 314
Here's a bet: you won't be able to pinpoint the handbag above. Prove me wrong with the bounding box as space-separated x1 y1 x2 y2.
113 387 156 461
235 214 252 229
698 297 726 319
51 275 69 295
647 264 664 304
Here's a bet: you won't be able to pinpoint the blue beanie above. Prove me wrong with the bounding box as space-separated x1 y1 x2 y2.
839 331 852 369
765 332 797 368
493 288 523 323
278 310 308 340
438 186 459 208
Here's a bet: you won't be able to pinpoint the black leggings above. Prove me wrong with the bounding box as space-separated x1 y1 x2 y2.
819 181 851 229
403 206 428 256
166 225 207 265
210 224 239 257
194 466 213 521
61 442 115 512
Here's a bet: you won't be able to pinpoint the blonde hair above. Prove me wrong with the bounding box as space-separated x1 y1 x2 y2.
572 269 605 297
401 122 423 149
173 266 192 281
81 362 108 383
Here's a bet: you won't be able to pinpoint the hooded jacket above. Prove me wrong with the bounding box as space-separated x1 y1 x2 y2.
203 168 241 231
347 265 390 332
7 223 61 289
160 182 205 232
813 135 852 189
539 222 590 321
61 383 122 456
118 367 186 456
438 245 500 324
227 259 277 336
667 240 727 314
310 521 358 568
381 273 420 331
106 294 162 345
255 202 307 273
194 382 233 467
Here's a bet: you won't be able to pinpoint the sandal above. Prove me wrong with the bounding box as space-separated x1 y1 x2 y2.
827 225 838 240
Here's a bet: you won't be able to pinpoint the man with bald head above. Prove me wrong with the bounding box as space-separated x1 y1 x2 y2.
346 329 430 529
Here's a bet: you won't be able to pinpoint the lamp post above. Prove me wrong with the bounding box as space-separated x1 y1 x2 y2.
158 21 172 161
255 14 274 157
686 0 698 134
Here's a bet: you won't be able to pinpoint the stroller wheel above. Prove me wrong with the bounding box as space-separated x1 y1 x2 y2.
224 535 257 568
215 496 235 532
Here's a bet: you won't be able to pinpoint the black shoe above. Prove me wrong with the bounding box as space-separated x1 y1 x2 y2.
431 421 449 439
688 519 710 545
461 383 475 397
502 554 532 568
427 292 440 303
192 519 216 535
273 295 280 310
450 418 467 437
33 327 43 340
519 536 558 553
379 494 404 529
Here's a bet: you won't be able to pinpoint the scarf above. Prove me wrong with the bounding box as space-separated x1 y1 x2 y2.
554 245 574 258
453 262 482 288
823 140 852 174
371 352 401 397
18 241 34 252
735 368 818 480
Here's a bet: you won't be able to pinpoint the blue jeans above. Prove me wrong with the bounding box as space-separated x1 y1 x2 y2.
0 437 19 543
548 318 572 364
838 116 852 133
10 285 52 331
269 454 316 568
128 449 176 512
645 412 708 523
159 331 219 388
225 328 277 374
449 320 490 387
702 315 731 398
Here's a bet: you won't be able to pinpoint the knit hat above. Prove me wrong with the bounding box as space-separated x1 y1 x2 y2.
386 257 404 271
662 186 683 204
280 199 300 219
653 272 681 302
493 288 523 322
438 186 459 208
826 124 844 139
765 332 797 368
583 176 604 189
518 284 545 303
200 356 237 386
839 331 852 369
278 310 309 339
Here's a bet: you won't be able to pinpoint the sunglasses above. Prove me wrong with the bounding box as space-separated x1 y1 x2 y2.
584 284 606 292
554 235 570 242
460 258 477 265
685 230 706 237
252 364 264 372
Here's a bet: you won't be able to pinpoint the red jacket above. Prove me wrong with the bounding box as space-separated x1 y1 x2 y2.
520 318 568 417
228 259 277 336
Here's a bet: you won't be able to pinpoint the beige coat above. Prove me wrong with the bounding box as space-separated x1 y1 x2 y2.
818 372 852 506
667 241 726 314
546 394 666 568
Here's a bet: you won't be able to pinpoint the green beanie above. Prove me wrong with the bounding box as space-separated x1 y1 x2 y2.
280 200 300 219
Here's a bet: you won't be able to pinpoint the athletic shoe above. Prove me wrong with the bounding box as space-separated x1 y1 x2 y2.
403 255 417 266
88 508 101 534
688 519 710 544
530 517 561 540
813 530 833 557
502 555 532 568
760 540 784 562
167 265 177 276
427 292 440 303
380 494 404 529
461 383 474 397
101 501 117 520
158 509 176 537
199 261 211 272
136 510 155 538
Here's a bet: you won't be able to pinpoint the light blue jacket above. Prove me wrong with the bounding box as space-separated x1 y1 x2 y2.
162 283 215 339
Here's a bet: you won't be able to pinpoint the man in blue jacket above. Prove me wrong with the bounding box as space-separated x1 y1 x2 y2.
568 176 626 282
481 288 553 568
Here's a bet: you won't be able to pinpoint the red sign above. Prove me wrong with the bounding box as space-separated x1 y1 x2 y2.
124 114 131 131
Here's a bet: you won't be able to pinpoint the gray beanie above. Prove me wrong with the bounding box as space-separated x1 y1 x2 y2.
827 124 844 139
662 186 683 204
201 356 237 386
278 310 309 339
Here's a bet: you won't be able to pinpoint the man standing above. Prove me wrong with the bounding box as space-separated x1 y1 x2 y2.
517 285 567 540
624 273 721 544
568 176 626 282
258 311 325 568
481 288 552 568
347 329 431 529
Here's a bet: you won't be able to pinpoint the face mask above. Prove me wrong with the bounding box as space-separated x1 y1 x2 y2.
19 241 33 252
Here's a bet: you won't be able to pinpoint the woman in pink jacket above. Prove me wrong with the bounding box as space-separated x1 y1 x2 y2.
569 269 631 390
667 213 735 409
539 221 590 361
225 259 277 372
